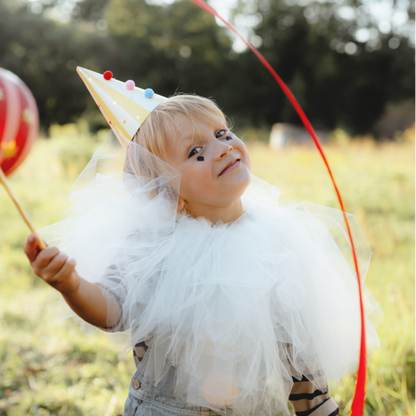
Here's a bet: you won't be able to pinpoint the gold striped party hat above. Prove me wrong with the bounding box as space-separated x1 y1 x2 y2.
77 67 167 147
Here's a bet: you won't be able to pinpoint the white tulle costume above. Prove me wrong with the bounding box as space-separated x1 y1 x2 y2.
39 132 383 416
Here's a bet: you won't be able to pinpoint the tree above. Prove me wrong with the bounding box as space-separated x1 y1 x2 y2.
0 0 413 137
0 0 118 132
226 0 415 135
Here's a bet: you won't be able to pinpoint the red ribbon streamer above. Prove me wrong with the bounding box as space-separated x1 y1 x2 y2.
188 1 367 414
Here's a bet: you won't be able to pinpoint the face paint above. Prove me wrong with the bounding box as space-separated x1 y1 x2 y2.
197 156 204 161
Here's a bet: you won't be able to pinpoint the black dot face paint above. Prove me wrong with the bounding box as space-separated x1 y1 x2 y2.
197 156 204 161
226 136 233 141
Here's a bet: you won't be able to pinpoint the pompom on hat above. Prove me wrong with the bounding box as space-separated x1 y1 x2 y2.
77 67 166 147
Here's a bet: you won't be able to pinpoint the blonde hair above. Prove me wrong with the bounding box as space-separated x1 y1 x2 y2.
132 94 229 161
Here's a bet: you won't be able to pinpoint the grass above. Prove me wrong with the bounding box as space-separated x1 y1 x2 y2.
0 123 414 415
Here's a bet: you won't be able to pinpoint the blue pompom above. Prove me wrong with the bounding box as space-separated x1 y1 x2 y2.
144 88 154 98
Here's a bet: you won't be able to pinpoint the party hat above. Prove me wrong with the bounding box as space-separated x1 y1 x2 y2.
77 67 167 146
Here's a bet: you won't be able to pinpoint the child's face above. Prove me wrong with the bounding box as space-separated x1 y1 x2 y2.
165 114 251 209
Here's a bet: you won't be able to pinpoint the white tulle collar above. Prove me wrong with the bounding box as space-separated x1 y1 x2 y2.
175 208 252 228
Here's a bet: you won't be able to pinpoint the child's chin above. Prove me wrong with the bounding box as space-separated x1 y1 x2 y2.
223 183 251 202
228 170 251 190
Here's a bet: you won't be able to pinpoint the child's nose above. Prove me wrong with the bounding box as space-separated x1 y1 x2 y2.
218 142 233 159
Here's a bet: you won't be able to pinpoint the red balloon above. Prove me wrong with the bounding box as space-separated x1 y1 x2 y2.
0 68 39 176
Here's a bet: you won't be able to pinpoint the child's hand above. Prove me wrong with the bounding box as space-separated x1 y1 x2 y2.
24 233 81 296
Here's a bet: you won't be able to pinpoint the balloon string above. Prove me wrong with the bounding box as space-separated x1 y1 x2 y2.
188 1 367 414
0 167 46 250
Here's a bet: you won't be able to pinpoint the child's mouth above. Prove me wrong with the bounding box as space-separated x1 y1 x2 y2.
219 159 240 176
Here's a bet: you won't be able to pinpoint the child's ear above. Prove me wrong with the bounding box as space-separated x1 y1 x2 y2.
177 196 185 211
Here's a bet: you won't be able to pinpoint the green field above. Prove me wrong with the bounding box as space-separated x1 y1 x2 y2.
0 125 414 415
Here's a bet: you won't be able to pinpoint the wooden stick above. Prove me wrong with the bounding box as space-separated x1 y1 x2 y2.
0 167 46 250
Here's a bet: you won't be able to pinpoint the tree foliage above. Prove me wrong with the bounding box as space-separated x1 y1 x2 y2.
240 0 415 134
0 0 414 137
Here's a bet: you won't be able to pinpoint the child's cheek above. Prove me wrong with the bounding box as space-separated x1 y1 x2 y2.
182 168 210 193
240 145 252 172
246 155 252 172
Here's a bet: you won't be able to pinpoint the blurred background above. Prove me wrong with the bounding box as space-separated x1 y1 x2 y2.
0 0 414 415
0 0 414 137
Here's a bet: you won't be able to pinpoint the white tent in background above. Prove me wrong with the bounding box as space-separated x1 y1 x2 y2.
270 123 329 148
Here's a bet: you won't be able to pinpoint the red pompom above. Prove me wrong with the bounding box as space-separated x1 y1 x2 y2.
103 71 113 81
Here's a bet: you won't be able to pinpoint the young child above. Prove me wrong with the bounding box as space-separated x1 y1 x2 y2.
24 68 382 416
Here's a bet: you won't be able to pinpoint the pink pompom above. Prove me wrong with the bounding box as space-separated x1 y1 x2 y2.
125 80 135 90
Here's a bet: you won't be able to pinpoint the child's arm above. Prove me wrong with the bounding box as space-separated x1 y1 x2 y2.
24 233 122 329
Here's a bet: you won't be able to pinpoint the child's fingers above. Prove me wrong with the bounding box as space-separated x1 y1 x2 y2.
49 258 77 288
24 234 49 261
24 234 76 292
31 246 60 275
35 237 48 250
24 233 40 262
39 252 69 280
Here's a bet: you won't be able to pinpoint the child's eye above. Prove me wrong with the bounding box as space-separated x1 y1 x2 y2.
216 129 227 138
189 146 203 158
